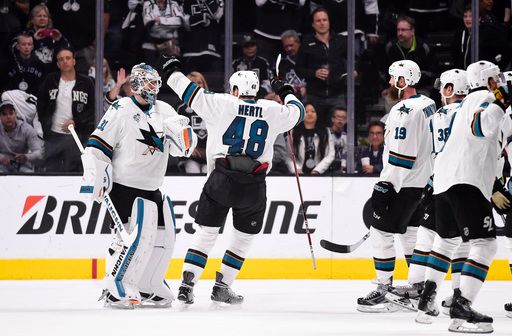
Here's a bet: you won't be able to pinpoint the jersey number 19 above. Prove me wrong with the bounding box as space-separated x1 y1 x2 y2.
222 116 269 159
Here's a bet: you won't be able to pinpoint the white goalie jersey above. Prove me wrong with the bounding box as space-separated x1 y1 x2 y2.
166 72 305 174
433 90 505 199
84 96 186 191
380 94 436 192
429 101 460 154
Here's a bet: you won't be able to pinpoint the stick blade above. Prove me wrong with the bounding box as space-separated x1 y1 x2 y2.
320 239 352 253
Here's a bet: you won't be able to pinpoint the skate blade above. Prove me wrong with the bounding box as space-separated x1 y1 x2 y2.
384 293 418 312
415 310 435 324
357 302 399 313
209 301 243 311
441 306 450 316
139 301 173 309
448 319 493 333
506 311 512 319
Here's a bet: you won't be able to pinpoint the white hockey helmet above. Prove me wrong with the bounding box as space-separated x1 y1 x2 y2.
130 63 162 105
229 71 259 97
388 60 421 89
466 61 501 90
434 69 469 98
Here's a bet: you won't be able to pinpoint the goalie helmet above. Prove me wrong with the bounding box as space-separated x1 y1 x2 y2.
130 63 162 105
229 71 259 97
466 61 501 90
434 69 469 98
388 60 421 89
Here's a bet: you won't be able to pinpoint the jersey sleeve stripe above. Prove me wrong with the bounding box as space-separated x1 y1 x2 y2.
182 82 200 107
87 135 113 160
388 151 415 169
471 110 484 137
287 99 305 126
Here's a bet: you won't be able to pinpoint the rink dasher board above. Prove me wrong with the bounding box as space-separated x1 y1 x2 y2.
0 175 510 280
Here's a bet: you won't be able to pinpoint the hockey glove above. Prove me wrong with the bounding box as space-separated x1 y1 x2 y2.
419 175 434 209
371 181 397 217
158 54 182 83
491 178 512 215
271 78 294 101
80 153 113 203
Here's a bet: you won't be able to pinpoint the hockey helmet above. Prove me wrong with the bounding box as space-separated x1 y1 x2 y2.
130 63 162 105
466 61 501 90
434 69 469 98
388 60 421 90
229 71 259 97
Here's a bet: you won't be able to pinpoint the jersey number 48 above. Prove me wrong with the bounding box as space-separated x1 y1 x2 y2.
222 116 269 159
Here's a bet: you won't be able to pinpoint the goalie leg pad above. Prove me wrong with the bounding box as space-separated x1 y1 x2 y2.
138 196 177 307
219 228 256 286
104 197 158 303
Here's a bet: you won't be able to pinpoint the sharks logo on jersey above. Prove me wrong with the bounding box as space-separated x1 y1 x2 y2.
137 122 165 155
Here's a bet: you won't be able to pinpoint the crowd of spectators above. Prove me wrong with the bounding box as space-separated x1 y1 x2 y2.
1 0 512 176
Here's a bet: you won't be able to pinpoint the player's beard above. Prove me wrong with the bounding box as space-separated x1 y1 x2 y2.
388 85 400 101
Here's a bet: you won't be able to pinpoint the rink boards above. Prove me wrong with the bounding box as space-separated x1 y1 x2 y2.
0 175 510 280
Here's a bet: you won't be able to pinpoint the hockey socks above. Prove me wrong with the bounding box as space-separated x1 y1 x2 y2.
371 227 396 283
219 229 254 286
408 226 436 284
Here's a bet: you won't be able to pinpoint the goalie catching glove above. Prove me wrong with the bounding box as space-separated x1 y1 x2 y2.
164 115 198 157
80 153 113 203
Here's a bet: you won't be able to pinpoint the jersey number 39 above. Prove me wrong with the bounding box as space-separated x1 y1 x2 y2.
222 116 269 159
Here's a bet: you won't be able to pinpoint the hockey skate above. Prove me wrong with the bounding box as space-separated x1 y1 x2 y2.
139 292 173 308
177 271 195 305
384 282 424 311
448 289 493 333
98 289 140 309
357 283 398 313
210 272 244 306
441 295 453 316
415 280 439 324
505 303 512 318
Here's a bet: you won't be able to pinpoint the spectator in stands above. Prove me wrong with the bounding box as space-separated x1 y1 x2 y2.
492 0 511 27
327 106 347 174
142 0 190 66
0 101 43 173
252 0 306 62
451 4 472 70
232 34 272 99
288 103 334 175
479 0 511 69
357 120 384 175
382 15 439 93
406 0 454 37
26 3 69 71
177 71 209 174
104 67 131 111
2 32 46 95
1 89 42 138
181 0 223 79
37 46 95 172
279 30 306 99
46 1 110 74
0 1 29 67
296 7 347 128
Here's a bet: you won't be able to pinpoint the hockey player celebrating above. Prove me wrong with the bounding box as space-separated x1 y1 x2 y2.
358 60 436 312
80 63 198 308
416 61 509 333
158 55 305 306
384 69 470 312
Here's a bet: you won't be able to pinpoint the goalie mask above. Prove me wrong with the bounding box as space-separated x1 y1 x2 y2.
388 60 421 94
466 61 501 90
130 63 162 105
434 69 469 103
229 71 259 97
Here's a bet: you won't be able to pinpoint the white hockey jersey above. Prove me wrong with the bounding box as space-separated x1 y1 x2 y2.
429 101 460 154
84 96 181 191
166 72 305 174
380 94 436 192
433 90 506 199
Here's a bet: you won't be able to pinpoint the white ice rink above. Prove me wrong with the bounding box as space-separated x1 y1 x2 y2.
1 279 511 336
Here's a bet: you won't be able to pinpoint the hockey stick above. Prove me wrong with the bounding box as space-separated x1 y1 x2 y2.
276 53 317 270
68 125 133 244
320 232 370 253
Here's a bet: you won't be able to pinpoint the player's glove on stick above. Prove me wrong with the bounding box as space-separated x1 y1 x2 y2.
371 181 397 217
271 78 294 101
80 153 113 203
158 54 182 83
491 178 512 215
419 175 434 209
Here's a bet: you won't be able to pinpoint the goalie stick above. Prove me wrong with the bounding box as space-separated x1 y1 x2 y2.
320 232 370 253
68 124 135 244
